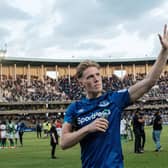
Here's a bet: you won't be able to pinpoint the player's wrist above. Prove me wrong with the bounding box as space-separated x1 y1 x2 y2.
83 124 91 134
160 48 168 55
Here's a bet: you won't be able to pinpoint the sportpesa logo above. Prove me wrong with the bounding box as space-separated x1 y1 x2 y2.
77 109 111 125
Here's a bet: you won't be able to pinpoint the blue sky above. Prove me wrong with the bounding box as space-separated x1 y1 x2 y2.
0 0 168 60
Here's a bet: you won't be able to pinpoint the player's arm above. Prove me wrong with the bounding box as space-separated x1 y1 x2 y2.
158 117 162 124
60 118 109 150
129 24 168 103
51 133 57 143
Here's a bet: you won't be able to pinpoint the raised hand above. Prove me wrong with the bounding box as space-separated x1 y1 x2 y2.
158 24 168 50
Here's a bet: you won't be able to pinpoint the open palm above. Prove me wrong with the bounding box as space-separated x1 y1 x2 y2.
159 24 168 49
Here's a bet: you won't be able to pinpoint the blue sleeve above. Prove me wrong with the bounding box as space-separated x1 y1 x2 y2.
111 89 131 109
64 103 76 124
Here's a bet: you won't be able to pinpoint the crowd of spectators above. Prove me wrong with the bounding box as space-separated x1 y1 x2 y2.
0 75 69 102
0 71 168 102
0 71 168 128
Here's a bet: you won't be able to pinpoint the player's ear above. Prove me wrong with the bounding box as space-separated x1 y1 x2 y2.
78 78 84 87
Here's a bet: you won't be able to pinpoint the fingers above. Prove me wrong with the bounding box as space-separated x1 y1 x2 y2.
158 24 168 49
95 124 107 132
163 24 167 38
160 24 168 40
97 118 109 126
162 24 168 49
158 34 163 45
94 118 109 132
87 118 109 133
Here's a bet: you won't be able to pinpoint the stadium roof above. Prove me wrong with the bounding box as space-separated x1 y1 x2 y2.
2 56 157 62
0 56 157 66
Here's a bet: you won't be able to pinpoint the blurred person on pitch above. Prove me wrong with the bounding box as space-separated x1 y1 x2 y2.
152 111 162 152
60 25 168 168
50 119 58 159
7 120 15 148
132 110 145 154
36 120 42 139
120 116 128 142
139 112 146 152
17 119 26 147
0 120 7 148
55 119 62 137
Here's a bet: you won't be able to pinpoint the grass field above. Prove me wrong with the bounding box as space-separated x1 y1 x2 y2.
1 126 168 168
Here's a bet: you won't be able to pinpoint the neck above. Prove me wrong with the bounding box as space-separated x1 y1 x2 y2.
86 91 102 99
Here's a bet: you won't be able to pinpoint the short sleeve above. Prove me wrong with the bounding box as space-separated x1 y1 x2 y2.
111 89 131 109
64 103 76 124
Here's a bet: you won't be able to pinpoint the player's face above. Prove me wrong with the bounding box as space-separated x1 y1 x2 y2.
80 66 103 98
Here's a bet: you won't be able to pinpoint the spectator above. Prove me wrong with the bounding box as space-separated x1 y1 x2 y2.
0 121 7 148
17 120 26 147
132 110 144 153
36 120 42 139
7 120 15 148
139 112 146 152
152 111 162 152
120 116 128 141
50 119 58 159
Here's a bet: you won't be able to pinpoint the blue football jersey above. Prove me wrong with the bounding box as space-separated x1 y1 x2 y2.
64 89 131 168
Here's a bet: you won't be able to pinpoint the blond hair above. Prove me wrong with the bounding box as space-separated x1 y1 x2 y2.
76 60 100 79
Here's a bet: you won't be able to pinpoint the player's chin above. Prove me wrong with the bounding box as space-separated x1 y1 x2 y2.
94 88 103 94
94 85 102 90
